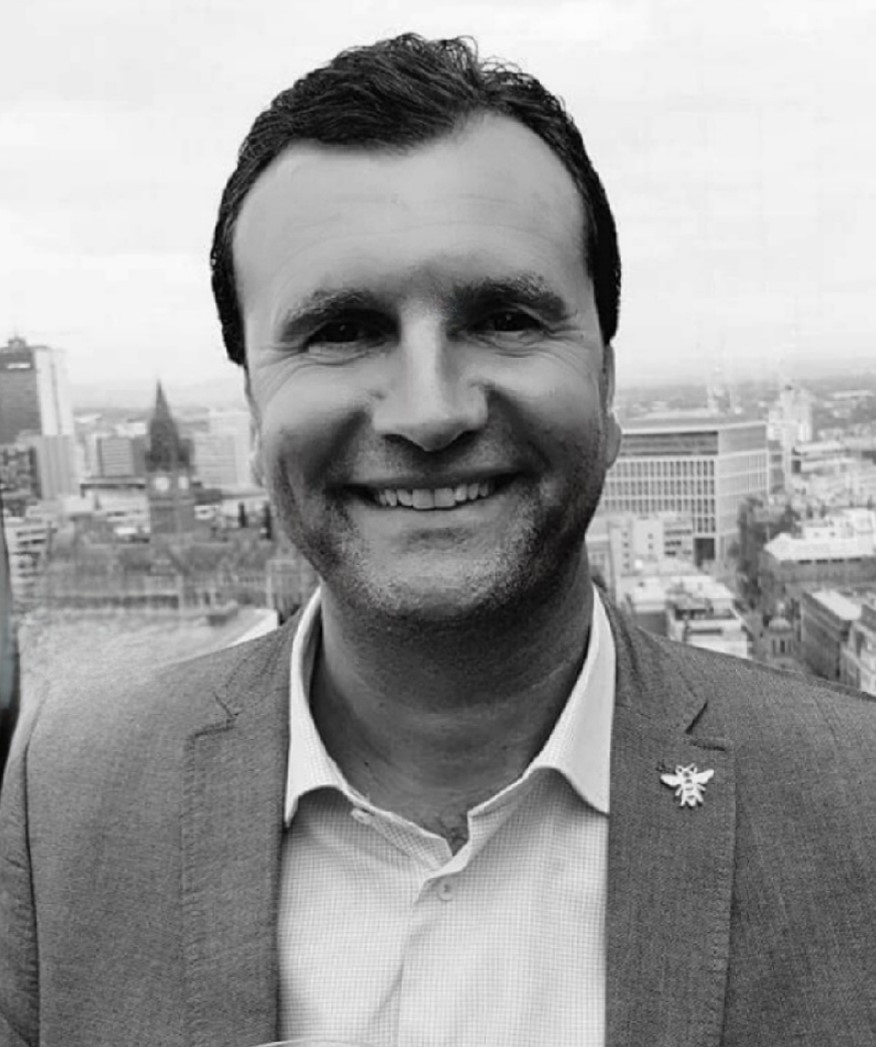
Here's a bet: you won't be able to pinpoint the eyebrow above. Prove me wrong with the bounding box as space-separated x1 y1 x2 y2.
276 289 378 343
275 274 571 342
450 275 569 326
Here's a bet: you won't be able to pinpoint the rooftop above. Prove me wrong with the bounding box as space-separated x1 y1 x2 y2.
620 415 763 433
764 531 876 562
807 590 864 621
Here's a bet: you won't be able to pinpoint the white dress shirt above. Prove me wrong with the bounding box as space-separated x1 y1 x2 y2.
278 587 616 1047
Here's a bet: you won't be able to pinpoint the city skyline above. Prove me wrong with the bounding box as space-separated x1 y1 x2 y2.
3 0 875 394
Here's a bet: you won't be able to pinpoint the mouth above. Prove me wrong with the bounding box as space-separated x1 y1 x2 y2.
353 476 515 511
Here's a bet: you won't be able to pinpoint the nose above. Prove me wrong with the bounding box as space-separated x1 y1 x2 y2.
371 323 488 452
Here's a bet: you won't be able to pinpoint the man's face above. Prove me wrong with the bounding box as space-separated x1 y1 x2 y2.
235 113 621 623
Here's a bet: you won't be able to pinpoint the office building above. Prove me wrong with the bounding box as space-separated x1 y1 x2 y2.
800 590 862 683
193 409 253 490
95 434 147 479
602 417 769 567
759 511 876 617
0 336 78 498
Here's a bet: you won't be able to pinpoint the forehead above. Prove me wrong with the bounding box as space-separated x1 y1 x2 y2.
232 114 586 308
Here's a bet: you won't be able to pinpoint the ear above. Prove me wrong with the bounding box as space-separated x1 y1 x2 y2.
602 343 622 468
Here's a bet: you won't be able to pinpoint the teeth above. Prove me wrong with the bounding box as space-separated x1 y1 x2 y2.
373 479 499 510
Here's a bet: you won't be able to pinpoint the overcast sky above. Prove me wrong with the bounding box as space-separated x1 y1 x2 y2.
2 0 874 401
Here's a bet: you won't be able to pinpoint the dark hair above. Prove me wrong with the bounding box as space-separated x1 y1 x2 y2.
210 33 620 367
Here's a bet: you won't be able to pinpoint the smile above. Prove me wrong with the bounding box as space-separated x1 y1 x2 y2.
370 479 499 510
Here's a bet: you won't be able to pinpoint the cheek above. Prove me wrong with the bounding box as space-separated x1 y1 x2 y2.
499 356 606 449
256 371 366 485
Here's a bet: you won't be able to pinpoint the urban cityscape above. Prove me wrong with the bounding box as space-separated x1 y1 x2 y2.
2 332 876 722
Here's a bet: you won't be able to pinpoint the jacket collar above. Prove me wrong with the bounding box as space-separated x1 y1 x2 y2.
181 615 299 1047
604 598 736 1047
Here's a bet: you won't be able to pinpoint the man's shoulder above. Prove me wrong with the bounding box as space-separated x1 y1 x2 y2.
23 617 297 771
611 603 876 740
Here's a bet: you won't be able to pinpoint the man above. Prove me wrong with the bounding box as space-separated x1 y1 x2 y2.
2 33 875 1047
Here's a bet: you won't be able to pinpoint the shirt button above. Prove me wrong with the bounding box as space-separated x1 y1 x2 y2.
437 878 455 901
351 808 373 825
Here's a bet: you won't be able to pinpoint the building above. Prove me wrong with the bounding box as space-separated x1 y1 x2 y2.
767 382 813 491
145 383 197 539
616 561 749 658
842 601 876 698
602 417 769 568
735 496 798 607
665 583 749 660
758 514 876 617
0 336 75 443
95 434 147 479
617 561 706 635
193 409 253 490
799 590 863 683
2 510 52 600
587 510 694 597
0 445 40 509
0 336 79 499
753 613 801 674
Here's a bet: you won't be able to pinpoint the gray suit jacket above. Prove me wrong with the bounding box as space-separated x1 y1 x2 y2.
2 601 876 1046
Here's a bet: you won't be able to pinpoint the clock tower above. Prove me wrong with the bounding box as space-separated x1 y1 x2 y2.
146 382 197 538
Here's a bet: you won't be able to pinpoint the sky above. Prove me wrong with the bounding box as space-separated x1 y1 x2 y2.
2 0 875 404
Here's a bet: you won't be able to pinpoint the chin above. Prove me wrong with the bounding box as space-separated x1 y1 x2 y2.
332 551 567 630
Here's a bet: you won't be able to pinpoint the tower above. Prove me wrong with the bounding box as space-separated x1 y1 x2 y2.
146 383 197 538
0 335 78 499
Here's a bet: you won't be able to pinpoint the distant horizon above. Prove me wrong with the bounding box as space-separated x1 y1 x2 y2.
67 358 876 414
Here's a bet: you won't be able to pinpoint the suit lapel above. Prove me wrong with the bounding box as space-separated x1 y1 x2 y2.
181 623 296 1047
605 605 736 1047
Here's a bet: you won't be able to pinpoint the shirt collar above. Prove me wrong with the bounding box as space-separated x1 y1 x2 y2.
526 587 615 814
284 585 616 826
284 589 348 826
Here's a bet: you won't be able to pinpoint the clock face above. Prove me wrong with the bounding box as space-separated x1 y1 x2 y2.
153 475 170 493
178 475 189 490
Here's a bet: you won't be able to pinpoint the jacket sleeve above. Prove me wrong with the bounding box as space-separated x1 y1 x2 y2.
0 715 40 1047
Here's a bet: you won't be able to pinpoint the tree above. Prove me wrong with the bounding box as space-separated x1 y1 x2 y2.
260 503 273 541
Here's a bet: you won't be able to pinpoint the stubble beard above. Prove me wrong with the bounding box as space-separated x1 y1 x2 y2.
265 434 610 636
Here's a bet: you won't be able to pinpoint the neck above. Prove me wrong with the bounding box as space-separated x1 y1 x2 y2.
310 560 597 828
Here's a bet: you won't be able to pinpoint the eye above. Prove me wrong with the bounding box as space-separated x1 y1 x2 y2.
304 314 391 352
476 309 542 334
309 319 376 345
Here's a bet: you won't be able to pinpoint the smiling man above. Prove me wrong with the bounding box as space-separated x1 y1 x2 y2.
3 33 876 1047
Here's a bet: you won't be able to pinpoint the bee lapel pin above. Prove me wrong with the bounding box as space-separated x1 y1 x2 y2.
660 764 715 808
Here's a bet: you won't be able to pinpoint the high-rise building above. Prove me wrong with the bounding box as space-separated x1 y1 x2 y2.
0 336 78 498
601 417 769 567
146 383 197 538
0 335 75 441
